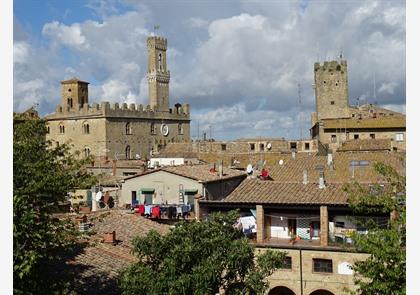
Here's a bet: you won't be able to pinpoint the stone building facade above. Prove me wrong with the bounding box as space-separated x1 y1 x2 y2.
311 59 405 151
45 36 190 159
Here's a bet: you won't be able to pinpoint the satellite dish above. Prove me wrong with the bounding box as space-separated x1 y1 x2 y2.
95 191 102 202
135 154 141 159
267 143 272 150
278 159 284 165
246 164 253 174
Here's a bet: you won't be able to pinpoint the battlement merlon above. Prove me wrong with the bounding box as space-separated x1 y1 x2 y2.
48 101 190 119
147 36 167 51
314 60 347 71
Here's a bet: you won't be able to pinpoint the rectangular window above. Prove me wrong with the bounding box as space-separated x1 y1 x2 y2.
354 134 359 139
305 142 310 150
131 191 137 205
313 259 333 273
395 133 404 142
331 135 337 143
280 257 292 269
259 143 265 151
290 142 297 149
330 101 335 105
250 143 255 151
221 144 227 151
370 133 375 139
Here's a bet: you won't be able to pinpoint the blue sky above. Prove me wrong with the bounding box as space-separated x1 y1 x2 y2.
13 0 406 140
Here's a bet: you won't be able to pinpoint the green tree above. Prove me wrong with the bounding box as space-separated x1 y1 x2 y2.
119 210 286 295
344 162 405 295
13 113 96 294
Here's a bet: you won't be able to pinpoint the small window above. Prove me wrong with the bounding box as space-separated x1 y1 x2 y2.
178 123 183 135
331 135 337 143
221 144 227 151
351 113 355 118
125 146 131 160
68 88 71 92
369 133 375 139
46 126 50 134
125 123 132 135
67 98 73 108
83 122 90 134
250 143 255 151
323 81 326 84
354 134 359 139
280 257 292 269
313 259 333 273
84 147 90 157
290 142 297 149
151 123 156 135
395 133 404 142
59 124 65 134
330 101 335 105
259 143 265 151
305 142 310 150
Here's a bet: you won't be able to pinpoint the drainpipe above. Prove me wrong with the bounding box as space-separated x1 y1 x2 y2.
300 248 303 295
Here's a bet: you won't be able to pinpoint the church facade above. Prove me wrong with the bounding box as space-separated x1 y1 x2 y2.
45 36 190 160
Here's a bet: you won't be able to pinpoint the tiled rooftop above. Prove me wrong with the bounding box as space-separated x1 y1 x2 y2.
267 151 405 183
52 209 170 294
125 164 247 183
223 179 349 205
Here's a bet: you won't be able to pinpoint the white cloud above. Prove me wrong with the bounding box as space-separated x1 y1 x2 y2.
13 41 29 64
187 17 209 29
43 21 89 50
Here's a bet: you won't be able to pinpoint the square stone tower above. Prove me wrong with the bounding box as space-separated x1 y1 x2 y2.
61 78 89 110
314 60 350 120
147 36 170 112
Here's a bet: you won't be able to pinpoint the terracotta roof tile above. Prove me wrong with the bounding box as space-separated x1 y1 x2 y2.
223 179 349 205
267 151 405 183
53 209 170 294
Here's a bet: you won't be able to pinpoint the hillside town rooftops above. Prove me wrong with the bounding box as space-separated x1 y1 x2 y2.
337 139 392 152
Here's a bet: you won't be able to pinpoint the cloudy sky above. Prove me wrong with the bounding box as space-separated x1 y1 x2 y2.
13 0 405 140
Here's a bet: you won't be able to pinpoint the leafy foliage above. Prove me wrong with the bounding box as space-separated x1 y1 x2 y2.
344 162 405 295
119 210 286 295
13 114 96 294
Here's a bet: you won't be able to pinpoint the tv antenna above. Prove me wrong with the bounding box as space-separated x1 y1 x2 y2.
373 72 377 105
297 83 303 140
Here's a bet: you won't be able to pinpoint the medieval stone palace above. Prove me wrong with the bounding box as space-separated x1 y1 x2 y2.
45 36 191 160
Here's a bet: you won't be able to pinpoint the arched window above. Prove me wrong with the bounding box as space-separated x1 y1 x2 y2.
84 147 90 157
125 146 131 160
150 123 156 135
158 53 162 71
59 123 65 134
83 122 90 134
67 98 73 108
125 122 132 135
178 123 183 135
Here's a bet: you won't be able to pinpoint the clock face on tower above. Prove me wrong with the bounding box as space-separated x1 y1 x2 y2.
160 124 169 136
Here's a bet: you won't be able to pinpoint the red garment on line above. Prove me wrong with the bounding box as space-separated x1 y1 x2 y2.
151 206 160 219
138 204 145 215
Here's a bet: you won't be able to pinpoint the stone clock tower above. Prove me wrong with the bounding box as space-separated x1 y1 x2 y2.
147 36 170 112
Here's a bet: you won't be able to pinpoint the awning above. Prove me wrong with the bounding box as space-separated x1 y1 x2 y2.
184 189 198 195
140 188 155 194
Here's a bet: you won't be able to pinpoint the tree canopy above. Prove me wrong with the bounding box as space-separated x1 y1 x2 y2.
13 113 96 294
345 162 406 295
119 210 286 295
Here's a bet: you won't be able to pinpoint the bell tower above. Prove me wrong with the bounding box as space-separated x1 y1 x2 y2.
147 36 170 112
61 77 89 110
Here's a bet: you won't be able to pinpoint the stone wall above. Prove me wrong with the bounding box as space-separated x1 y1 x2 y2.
259 247 369 295
314 60 350 121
